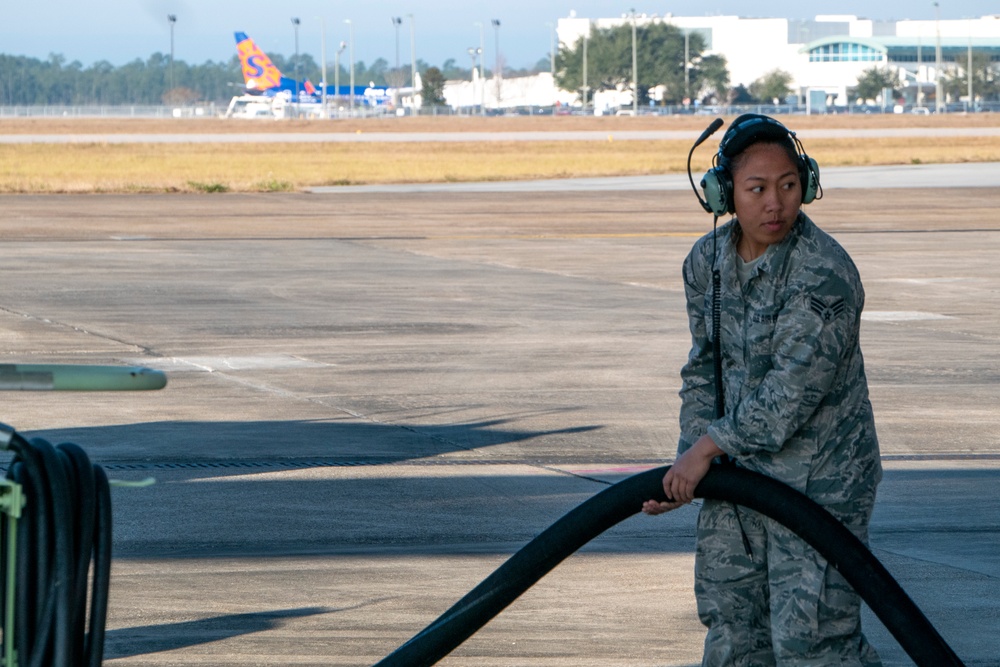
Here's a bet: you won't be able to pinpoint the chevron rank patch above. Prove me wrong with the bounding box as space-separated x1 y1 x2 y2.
809 295 846 322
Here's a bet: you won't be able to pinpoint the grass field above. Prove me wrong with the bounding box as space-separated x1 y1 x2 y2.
2 114 999 193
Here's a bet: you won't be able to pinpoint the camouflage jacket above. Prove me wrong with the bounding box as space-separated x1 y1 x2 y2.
678 213 882 505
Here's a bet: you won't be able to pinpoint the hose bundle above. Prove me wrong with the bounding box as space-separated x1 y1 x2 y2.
1 424 111 667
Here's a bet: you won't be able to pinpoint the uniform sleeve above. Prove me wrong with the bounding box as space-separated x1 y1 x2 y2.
677 244 717 455
707 273 859 458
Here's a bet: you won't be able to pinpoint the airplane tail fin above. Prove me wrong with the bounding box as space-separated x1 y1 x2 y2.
304 80 317 95
234 32 283 93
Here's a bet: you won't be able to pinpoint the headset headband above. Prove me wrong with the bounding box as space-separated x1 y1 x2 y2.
719 114 797 160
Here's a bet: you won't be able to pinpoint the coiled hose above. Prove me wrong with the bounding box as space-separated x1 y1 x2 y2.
1 425 111 667
375 465 965 667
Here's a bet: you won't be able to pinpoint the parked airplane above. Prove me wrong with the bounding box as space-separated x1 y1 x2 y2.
234 31 390 105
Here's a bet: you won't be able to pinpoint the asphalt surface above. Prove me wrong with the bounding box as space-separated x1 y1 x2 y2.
0 170 998 666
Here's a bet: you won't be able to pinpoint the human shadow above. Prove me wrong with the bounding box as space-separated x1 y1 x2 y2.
15 412 604 477
103 605 335 659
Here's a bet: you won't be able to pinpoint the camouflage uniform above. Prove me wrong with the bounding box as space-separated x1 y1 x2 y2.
679 213 883 666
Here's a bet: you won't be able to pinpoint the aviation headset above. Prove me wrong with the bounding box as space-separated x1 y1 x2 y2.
690 114 822 217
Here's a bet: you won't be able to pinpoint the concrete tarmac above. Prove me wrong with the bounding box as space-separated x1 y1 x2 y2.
0 173 998 665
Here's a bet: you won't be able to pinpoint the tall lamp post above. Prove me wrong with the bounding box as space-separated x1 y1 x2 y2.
408 14 416 109
467 46 481 112
545 22 555 78
319 17 327 118
392 17 402 71
582 30 589 111
491 19 501 108
934 2 943 113
474 22 486 81
630 9 638 115
684 29 690 103
335 41 346 115
167 14 176 95
917 35 924 107
968 20 974 111
392 16 403 108
291 17 301 112
467 47 482 112
344 19 355 114
474 21 486 114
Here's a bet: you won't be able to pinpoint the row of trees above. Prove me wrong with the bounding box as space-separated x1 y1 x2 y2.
851 56 1000 104
4 35 999 107
0 51 450 105
555 22 728 105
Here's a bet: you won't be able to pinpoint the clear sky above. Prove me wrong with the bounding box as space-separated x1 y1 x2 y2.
1 2 993 71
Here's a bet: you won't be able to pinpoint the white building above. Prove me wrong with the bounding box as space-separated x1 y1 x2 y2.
443 70 576 110
556 13 1000 108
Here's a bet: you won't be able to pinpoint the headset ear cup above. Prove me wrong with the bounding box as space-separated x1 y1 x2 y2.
801 155 820 205
700 167 732 217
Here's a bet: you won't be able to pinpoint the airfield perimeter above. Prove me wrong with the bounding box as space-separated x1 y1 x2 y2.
1 117 999 665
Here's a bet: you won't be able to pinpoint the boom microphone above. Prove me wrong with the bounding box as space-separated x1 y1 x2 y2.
687 117 724 213
693 117 724 151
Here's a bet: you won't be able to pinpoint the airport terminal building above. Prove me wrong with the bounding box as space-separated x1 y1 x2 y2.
556 13 1000 110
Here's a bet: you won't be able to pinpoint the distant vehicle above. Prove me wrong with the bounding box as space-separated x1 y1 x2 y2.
911 106 931 115
231 32 391 115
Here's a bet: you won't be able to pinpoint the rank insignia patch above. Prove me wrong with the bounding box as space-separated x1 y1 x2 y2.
810 295 846 322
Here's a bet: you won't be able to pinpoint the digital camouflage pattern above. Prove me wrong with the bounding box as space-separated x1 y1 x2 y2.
679 213 882 504
694 496 882 666
679 213 883 665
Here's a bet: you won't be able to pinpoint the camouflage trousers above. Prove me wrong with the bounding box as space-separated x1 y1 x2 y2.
694 495 882 667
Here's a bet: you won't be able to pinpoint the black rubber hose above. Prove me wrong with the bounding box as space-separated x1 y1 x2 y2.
2 431 114 667
58 441 98 664
374 465 965 667
86 464 112 667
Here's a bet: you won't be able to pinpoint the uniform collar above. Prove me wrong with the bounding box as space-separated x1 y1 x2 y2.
724 212 807 281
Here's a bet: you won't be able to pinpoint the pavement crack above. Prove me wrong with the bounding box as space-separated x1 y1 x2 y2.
0 304 152 355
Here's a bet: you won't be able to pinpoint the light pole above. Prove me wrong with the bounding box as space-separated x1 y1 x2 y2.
968 20 974 111
392 17 402 71
408 14 417 108
344 19 355 114
934 2 943 113
392 16 403 109
319 17 327 118
582 30 589 111
545 22 555 78
684 30 690 103
335 41 346 114
467 46 481 111
474 22 485 113
630 9 638 115
917 34 924 107
167 14 176 95
491 19 501 107
291 17 301 111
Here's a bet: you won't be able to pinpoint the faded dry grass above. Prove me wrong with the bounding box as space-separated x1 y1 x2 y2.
2 135 1000 193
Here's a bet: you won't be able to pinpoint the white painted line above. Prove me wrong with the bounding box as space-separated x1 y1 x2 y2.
124 355 330 372
862 311 955 322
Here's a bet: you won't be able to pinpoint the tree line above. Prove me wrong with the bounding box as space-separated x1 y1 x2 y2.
3 31 998 107
0 51 452 105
